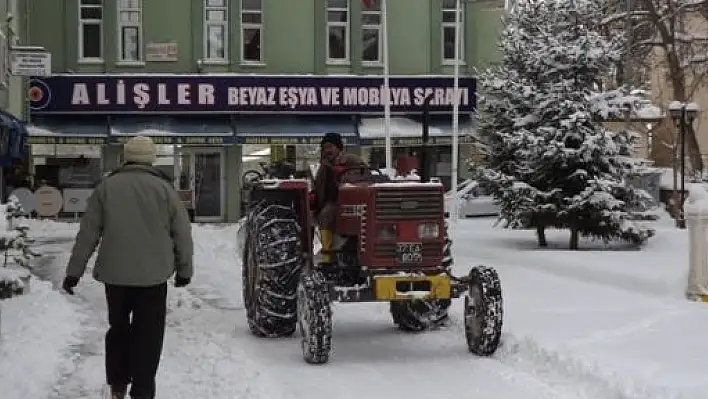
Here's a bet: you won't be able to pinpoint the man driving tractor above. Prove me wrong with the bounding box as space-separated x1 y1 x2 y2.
310 132 366 265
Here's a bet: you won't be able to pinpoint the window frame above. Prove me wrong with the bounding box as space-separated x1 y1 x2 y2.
326 0 350 65
240 0 264 64
441 1 465 66
361 1 382 65
78 0 104 63
116 0 143 64
203 0 229 64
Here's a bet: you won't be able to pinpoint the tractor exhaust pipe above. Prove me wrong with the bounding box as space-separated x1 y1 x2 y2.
419 93 434 183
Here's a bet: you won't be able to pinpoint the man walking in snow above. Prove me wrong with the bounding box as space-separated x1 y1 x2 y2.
62 136 194 399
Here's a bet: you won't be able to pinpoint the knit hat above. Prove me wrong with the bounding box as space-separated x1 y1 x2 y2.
123 136 157 165
321 132 344 150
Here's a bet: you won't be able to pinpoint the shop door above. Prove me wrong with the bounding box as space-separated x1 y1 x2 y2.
174 148 225 223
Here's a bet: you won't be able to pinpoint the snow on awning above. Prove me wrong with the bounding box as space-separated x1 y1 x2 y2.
109 116 234 145
27 116 109 145
358 117 475 146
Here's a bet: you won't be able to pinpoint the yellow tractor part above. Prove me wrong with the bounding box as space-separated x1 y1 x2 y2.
374 273 452 301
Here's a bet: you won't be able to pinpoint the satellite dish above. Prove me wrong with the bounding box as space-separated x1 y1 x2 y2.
9 187 35 213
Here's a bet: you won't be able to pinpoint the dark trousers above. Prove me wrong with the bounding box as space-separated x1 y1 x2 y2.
105 283 168 399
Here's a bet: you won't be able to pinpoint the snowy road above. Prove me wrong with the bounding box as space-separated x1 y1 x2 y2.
26 222 629 399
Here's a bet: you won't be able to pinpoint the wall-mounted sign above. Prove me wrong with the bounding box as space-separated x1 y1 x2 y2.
27 136 107 145
28 75 476 115
359 136 475 146
235 135 358 146
11 50 51 77
146 42 178 62
109 135 231 145
62 188 93 213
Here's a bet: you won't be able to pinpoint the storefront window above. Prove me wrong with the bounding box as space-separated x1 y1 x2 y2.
31 144 102 189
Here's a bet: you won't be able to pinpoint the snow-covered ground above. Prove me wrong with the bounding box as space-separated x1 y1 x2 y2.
0 215 706 399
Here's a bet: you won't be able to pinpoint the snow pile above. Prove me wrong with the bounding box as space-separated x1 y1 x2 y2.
0 280 83 399
186 223 245 310
0 268 30 296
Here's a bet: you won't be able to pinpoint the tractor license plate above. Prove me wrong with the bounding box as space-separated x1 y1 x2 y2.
396 242 423 264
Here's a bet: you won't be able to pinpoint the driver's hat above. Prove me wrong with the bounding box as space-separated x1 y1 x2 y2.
321 132 344 150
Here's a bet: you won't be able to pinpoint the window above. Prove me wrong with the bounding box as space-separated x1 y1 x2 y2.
442 0 465 64
79 0 103 61
241 0 262 63
361 0 381 64
117 0 142 62
326 0 349 63
204 0 228 62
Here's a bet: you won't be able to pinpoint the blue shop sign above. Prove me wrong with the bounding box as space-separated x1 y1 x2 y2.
29 74 476 115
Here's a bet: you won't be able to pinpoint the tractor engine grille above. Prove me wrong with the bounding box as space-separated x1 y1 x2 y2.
374 189 443 220
375 243 442 258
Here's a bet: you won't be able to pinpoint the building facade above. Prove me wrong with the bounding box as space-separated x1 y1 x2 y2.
0 0 31 201
20 0 503 222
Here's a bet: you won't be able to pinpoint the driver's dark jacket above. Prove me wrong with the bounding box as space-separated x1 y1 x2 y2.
313 153 365 229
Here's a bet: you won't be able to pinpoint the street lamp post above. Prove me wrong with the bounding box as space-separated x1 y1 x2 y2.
668 101 700 229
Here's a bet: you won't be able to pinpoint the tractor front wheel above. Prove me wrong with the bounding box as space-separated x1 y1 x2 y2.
464 265 503 356
297 270 333 364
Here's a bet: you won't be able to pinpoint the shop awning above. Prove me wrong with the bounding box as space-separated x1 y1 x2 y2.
27 117 109 145
358 116 476 146
108 116 235 145
234 115 357 145
0 111 28 163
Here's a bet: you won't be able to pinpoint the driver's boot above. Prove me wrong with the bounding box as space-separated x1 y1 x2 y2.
319 228 334 269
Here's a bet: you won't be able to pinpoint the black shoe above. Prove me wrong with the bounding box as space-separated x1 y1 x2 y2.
110 386 127 399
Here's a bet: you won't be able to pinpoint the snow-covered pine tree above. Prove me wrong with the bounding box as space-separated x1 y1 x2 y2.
1 195 39 269
474 1 552 245
474 0 655 249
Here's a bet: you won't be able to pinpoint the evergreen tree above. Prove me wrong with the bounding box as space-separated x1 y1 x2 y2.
474 0 655 249
1 195 39 269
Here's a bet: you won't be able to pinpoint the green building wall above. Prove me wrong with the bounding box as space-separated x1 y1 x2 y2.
24 0 503 76
1 0 24 119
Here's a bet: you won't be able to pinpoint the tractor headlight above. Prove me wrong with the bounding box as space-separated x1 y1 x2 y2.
418 223 439 239
378 225 397 240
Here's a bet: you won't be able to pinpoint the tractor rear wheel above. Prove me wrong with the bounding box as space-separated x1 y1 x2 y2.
242 203 303 338
464 265 503 356
297 270 333 364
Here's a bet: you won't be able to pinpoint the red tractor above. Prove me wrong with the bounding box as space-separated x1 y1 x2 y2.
240 172 503 364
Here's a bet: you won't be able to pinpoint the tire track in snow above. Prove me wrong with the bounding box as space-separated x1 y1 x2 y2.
461 249 691 399
493 332 689 399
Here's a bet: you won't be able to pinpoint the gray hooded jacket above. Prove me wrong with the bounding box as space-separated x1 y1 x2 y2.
66 164 194 286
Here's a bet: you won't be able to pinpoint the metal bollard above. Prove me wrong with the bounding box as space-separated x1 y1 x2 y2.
684 188 708 302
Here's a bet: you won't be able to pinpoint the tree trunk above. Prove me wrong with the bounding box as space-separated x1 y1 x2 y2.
667 50 703 173
569 229 580 250
536 225 547 247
